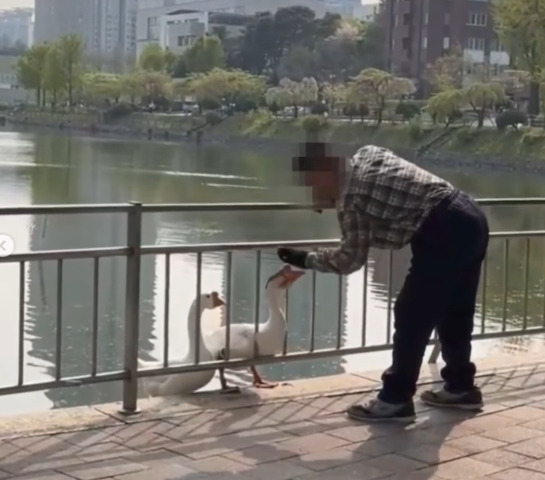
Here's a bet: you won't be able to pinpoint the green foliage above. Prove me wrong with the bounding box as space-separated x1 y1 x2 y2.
103 103 134 123
54 34 85 105
265 77 318 117
16 44 50 104
521 128 545 146
495 109 528 130
494 0 545 114
346 68 415 124
81 73 122 103
183 35 225 74
464 82 506 127
406 116 424 141
139 43 175 72
456 127 478 144
187 68 266 112
426 89 464 126
235 6 384 80
301 114 328 139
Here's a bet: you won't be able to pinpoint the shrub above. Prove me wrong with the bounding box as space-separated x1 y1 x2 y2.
521 128 545 146
496 110 528 131
103 103 133 123
406 116 423 141
395 102 421 121
204 111 222 126
301 115 328 139
310 102 329 115
455 127 477 144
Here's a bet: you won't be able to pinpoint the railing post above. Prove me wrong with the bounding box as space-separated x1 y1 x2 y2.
120 201 142 415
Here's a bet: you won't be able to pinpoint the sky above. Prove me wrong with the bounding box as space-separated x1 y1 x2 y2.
1 0 379 11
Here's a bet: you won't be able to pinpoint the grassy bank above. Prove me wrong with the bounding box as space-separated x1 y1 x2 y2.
8 109 545 158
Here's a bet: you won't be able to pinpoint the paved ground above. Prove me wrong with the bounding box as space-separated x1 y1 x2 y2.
3 355 545 480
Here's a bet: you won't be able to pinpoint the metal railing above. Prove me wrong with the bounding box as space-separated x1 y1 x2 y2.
1 199 545 413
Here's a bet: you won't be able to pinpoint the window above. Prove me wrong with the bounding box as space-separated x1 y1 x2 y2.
444 12 450 25
467 12 487 26
443 37 450 49
424 12 428 25
490 39 505 51
422 36 427 49
402 37 410 49
403 13 410 25
466 37 485 50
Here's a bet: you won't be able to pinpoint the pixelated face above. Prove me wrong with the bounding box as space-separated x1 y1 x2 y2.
292 142 344 206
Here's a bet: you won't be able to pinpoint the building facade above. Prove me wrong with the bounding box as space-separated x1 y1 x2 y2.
34 0 137 60
0 8 34 49
383 0 509 88
136 0 327 57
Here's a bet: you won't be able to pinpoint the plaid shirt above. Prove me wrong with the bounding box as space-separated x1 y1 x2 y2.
305 145 456 274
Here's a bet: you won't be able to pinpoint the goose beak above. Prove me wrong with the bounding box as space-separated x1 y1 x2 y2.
284 268 305 285
211 292 226 307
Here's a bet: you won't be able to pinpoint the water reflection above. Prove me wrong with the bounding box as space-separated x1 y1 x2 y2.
0 131 544 414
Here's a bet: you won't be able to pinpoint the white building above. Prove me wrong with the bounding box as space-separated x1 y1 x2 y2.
0 8 34 49
137 0 327 57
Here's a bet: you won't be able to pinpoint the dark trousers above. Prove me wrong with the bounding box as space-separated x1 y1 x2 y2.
379 190 489 403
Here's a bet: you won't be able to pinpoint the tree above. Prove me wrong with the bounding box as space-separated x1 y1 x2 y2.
424 46 465 93
276 44 315 81
81 73 123 104
134 71 173 104
464 82 506 127
43 46 64 109
265 77 318 118
188 68 266 113
55 34 85 107
16 43 50 106
346 68 415 124
239 6 317 77
183 35 225 74
494 0 545 115
138 43 175 72
426 89 464 126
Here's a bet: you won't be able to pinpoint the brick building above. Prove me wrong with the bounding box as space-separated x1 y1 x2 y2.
382 0 510 90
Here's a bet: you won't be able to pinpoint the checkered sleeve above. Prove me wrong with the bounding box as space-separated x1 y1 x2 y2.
305 195 370 275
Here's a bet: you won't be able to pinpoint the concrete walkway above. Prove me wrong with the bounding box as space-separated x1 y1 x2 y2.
2 353 545 480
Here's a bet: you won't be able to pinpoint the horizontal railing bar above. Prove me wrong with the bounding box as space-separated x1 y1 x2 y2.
141 232 545 256
0 204 132 215
0 371 127 396
0 198 543 216
141 240 339 255
137 327 545 378
140 202 331 213
0 247 130 264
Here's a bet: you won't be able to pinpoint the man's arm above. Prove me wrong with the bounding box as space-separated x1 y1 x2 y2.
305 200 370 275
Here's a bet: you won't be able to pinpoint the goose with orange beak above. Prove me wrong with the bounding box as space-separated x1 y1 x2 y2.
207 265 305 393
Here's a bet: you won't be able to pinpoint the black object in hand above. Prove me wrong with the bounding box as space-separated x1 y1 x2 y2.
277 248 308 269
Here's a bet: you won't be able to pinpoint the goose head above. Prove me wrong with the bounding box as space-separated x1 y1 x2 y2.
200 291 226 310
265 265 305 292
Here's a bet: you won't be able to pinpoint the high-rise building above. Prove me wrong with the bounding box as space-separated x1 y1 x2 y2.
0 8 34 49
382 0 510 88
34 0 136 60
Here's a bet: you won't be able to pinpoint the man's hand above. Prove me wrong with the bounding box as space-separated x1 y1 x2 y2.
277 248 308 269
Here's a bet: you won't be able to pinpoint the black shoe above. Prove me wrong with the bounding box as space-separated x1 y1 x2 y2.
420 386 483 411
346 397 416 423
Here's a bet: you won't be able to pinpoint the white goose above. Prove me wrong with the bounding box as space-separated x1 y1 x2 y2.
206 265 305 393
138 291 225 397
